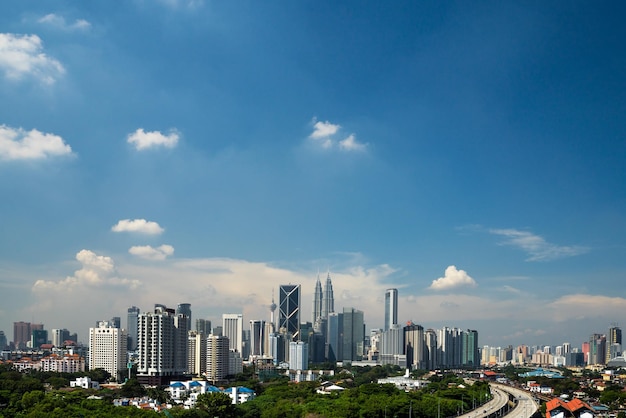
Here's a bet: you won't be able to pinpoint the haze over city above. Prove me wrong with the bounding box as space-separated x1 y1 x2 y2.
1 1 625 349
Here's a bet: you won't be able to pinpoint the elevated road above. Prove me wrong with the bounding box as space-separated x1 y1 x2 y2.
456 382 539 418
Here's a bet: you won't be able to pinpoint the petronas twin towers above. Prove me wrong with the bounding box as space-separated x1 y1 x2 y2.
312 271 334 323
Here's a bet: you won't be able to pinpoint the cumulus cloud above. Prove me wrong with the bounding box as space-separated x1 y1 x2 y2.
129 244 174 260
308 118 367 152
339 134 367 152
127 128 180 150
0 33 65 84
38 14 91 31
32 249 140 291
429 265 477 291
490 228 589 261
112 219 164 235
0 124 73 160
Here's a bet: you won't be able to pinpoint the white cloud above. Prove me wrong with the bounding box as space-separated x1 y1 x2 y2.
38 14 91 31
490 228 589 261
429 265 477 291
127 128 180 150
32 249 140 292
339 134 366 152
0 33 65 85
0 125 73 160
129 244 174 260
310 120 340 139
308 118 367 152
111 219 164 235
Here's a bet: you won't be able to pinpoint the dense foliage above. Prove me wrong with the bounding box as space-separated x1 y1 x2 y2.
0 363 493 418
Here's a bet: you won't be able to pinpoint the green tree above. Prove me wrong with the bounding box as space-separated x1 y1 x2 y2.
196 392 236 418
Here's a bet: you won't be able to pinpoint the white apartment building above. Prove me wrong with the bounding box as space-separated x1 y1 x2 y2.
89 321 127 381
206 334 230 382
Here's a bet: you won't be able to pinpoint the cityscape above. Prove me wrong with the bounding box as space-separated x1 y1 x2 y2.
1 0 625 416
2 275 623 387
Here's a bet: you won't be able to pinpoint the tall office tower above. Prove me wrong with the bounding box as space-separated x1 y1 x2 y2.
563 342 571 354
308 331 326 364
174 311 191 373
437 326 462 368
176 303 192 328
327 312 344 362
31 329 48 349
187 331 207 376
0 331 6 350
249 320 265 357
380 325 404 366
268 332 286 365
404 323 425 370
322 272 334 319
89 321 127 381
384 288 398 331
312 274 323 323
51 329 69 347
195 319 212 335
289 341 309 370
462 329 479 367
13 322 31 349
279 284 301 341
137 305 186 385
212 326 223 337
608 325 622 360
206 334 230 382
424 328 438 370
263 321 275 356
222 314 243 354
110 317 121 328
588 333 607 365
229 350 243 375
127 306 140 351
342 308 364 362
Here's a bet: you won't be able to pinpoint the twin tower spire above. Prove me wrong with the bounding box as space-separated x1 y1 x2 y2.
312 270 334 323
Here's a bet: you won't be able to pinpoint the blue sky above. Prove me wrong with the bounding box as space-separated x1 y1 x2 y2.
1 1 625 349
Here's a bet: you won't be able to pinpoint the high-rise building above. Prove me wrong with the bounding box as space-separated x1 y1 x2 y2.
51 329 71 348
588 334 607 365
89 321 127 381
312 274 323 323
176 303 192 332
322 272 334 319
327 312 343 363
342 308 364 362
110 317 121 328
249 320 265 357
404 323 425 370
0 331 7 350
384 289 398 331
222 314 243 354
174 309 191 373
187 331 206 376
462 329 479 367
380 325 404 366
31 329 48 349
127 306 140 351
289 341 309 370
13 321 31 349
608 325 622 360
137 305 187 385
279 284 301 341
195 319 212 335
424 328 438 370
206 334 230 382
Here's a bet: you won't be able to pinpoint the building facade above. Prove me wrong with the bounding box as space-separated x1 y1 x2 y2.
89 321 127 381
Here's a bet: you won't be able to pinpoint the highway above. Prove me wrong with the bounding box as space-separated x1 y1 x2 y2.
456 382 539 418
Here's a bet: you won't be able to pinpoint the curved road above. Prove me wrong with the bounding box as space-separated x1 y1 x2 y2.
457 383 539 418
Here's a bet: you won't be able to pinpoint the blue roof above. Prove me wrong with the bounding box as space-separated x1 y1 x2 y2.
170 382 185 388
189 381 202 387
206 385 221 392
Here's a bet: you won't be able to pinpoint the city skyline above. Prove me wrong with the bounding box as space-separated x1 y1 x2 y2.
1 2 626 349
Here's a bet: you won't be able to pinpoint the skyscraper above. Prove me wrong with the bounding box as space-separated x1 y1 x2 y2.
342 307 364 362
187 331 206 376
384 288 398 331
279 284 301 341
608 324 622 360
206 334 230 382
222 313 243 354
404 323 425 370
289 341 309 370
89 321 127 381
137 305 186 385
127 306 140 351
327 312 343 363
322 272 334 319
195 318 212 335
249 319 265 357
13 321 31 349
312 274 323 323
